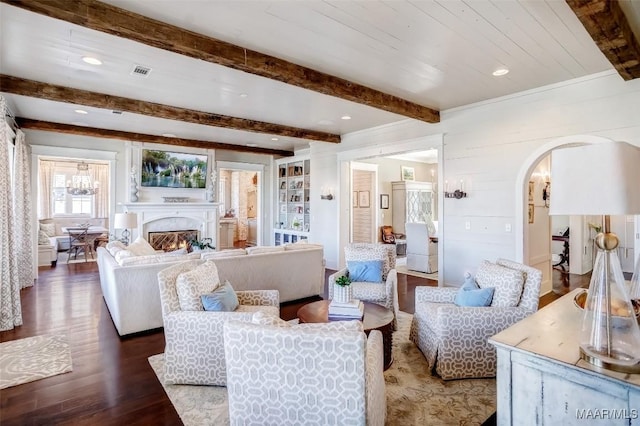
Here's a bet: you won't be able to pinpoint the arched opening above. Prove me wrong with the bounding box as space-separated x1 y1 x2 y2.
515 135 639 295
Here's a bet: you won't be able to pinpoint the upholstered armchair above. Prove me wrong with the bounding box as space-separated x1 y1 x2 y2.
224 319 386 426
328 243 398 324
409 258 541 380
405 222 438 273
157 260 280 386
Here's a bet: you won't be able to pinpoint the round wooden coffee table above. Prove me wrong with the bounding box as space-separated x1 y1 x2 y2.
297 300 394 370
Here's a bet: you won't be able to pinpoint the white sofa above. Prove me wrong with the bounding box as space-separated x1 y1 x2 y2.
97 244 325 336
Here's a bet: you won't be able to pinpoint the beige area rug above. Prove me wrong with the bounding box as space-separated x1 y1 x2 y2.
58 251 97 264
149 312 495 425
0 334 73 389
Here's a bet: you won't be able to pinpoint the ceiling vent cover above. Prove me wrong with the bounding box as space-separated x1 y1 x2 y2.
131 65 152 77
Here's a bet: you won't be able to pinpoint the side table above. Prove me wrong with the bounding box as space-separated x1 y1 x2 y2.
297 300 394 370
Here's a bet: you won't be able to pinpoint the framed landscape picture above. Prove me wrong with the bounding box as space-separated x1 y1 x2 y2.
141 149 207 188
401 166 415 181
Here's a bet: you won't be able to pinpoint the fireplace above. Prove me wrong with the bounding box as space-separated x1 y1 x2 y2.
122 202 220 251
148 230 198 251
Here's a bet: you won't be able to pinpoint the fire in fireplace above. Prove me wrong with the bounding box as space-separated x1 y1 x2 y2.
148 230 198 252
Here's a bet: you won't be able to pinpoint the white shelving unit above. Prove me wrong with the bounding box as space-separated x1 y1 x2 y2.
275 156 310 245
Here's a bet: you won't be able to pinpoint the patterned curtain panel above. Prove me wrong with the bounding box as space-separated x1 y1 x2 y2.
38 159 54 219
14 130 34 289
0 95 23 331
90 163 109 219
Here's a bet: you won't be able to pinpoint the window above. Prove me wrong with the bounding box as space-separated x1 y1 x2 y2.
52 165 93 216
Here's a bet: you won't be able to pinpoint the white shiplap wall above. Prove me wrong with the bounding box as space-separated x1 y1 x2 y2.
323 71 640 285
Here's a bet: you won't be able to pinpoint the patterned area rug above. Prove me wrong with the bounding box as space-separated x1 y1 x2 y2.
0 334 73 389
149 312 496 425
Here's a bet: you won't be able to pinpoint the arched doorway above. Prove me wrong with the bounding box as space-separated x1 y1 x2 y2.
515 135 639 294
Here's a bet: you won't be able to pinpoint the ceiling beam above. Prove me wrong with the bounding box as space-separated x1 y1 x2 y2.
16 118 294 157
3 0 440 123
566 0 640 80
1 75 340 143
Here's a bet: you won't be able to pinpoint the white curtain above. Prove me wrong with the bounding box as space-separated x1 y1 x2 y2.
90 163 109 218
0 95 23 331
14 130 34 289
38 159 54 219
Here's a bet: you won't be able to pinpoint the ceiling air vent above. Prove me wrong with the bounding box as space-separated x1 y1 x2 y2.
112 110 123 115
130 64 152 77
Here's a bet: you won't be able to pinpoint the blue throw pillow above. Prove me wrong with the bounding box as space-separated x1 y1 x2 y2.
347 260 383 283
454 274 494 307
201 280 239 312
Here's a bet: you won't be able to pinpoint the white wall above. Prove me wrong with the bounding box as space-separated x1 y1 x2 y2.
318 71 640 285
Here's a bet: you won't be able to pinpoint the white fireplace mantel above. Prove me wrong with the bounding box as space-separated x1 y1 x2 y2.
120 202 221 249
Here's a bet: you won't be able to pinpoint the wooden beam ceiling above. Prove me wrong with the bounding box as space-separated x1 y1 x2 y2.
566 0 640 80
3 0 440 123
0 75 340 143
16 118 294 157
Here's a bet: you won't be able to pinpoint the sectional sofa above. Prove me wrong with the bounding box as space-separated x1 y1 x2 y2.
97 244 325 336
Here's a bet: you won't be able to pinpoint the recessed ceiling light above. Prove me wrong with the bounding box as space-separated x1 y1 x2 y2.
246 143 258 147
492 67 509 76
74 109 88 115
271 137 279 141
239 93 248 98
82 56 102 65
161 133 177 138
341 115 352 120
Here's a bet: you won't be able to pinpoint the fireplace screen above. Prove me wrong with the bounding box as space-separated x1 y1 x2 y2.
148 230 198 252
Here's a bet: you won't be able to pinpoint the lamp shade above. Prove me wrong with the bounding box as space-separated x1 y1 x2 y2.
113 212 138 229
549 142 640 216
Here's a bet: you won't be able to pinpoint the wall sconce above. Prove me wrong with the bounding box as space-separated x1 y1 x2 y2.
320 186 334 200
444 179 467 199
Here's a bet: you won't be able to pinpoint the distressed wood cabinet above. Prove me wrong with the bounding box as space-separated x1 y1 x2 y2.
489 288 640 425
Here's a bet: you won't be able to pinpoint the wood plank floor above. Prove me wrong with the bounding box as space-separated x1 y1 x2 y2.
0 262 587 425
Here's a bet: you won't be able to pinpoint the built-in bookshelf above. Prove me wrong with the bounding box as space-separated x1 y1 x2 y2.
275 156 310 245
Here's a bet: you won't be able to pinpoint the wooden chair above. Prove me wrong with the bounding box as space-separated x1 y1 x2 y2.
67 227 94 263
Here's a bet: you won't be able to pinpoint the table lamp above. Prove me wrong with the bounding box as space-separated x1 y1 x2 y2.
114 212 138 245
549 141 640 373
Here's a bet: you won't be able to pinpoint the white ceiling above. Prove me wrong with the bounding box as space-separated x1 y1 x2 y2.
0 1 614 153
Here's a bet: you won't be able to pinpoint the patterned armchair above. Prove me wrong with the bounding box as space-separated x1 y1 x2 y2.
409 258 541 380
224 319 386 426
157 260 279 386
328 243 398 325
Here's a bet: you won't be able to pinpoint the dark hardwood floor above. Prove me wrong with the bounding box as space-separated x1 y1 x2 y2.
0 261 587 425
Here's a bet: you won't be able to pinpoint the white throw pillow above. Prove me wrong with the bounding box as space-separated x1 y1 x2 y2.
245 246 285 255
114 250 134 264
176 261 221 311
106 241 127 257
126 236 156 256
40 222 56 238
38 230 51 245
475 260 525 308
201 249 247 260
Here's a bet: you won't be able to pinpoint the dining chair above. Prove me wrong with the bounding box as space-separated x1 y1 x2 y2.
67 227 94 263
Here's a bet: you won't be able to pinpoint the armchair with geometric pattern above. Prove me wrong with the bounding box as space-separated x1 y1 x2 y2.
224 319 386 426
328 243 398 326
157 259 280 386
409 258 541 380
